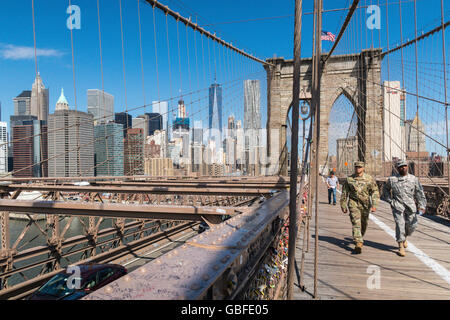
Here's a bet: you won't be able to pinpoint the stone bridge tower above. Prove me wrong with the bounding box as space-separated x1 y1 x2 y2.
264 48 383 176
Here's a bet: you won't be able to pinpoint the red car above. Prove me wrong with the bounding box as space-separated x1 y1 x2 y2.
28 264 127 300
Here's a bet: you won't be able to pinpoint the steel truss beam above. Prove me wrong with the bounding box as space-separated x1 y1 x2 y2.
0 185 276 196
0 200 242 221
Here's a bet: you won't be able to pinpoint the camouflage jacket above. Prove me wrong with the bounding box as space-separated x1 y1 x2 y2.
340 173 380 211
382 174 427 213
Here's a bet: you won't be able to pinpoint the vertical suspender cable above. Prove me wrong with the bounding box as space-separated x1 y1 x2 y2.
31 0 44 177
137 0 147 111
165 14 173 148
119 0 130 176
312 0 323 300
386 1 393 170
152 3 161 142
137 0 146 174
213 36 217 80
96 0 110 175
185 23 193 171
399 0 406 157
441 0 449 202
287 0 302 300
185 24 193 118
68 0 81 176
364 0 368 49
193 19 200 136
207 35 212 83
176 19 183 95
414 0 420 178
307 0 317 254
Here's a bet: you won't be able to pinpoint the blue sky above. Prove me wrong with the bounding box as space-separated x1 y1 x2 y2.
0 0 448 154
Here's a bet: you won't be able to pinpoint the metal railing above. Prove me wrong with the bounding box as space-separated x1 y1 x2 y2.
84 190 290 300
0 178 287 299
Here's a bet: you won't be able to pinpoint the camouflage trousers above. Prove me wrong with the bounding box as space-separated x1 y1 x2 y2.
349 206 370 244
392 208 418 242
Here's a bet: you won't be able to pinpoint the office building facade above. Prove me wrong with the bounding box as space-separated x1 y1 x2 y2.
13 91 32 116
132 116 149 138
337 136 358 176
0 122 7 174
94 123 124 176
115 112 132 138
31 73 49 122
48 91 94 177
383 81 404 161
152 101 169 132
146 113 163 136
405 113 427 153
124 128 144 176
87 89 114 124
10 115 48 177
208 83 223 143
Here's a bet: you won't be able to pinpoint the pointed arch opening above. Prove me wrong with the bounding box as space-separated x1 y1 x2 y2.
327 91 360 177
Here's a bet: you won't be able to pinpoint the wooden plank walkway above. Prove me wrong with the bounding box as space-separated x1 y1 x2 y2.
293 183 450 300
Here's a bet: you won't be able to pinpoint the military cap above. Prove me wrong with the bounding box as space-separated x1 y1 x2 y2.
396 160 408 168
354 161 365 167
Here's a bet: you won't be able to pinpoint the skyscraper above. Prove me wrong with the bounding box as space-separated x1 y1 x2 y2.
31 73 49 122
132 116 148 137
10 115 48 177
400 92 406 127
146 113 163 136
87 89 114 124
124 128 144 176
225 116 237 171
153 101 169 132
0 122 7 174
405 113 427 153
383 81 404 161
13 91 32 116
208 83 223 143
115 112 132 138
244 80 261 146
48 89 94 177
55 88 69 111
244 80 261 128
11 120 34 177
94 122 124 176
236 120 245 170
173 99 190 131
192 127 203 145
244 80 261 174
337 136 358 176
172 99 190 168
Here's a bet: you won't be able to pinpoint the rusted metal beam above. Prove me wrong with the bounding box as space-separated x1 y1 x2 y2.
83 190 289 300
0 200 240 221
0 175 289 183
0 184 275 196
143 0 272 66
92 181 289 189
0 222 197 300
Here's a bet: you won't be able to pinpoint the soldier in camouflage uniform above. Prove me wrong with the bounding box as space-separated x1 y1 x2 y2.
382 160 427 257
340 161 380 254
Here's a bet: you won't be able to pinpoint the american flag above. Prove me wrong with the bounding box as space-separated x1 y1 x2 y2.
321 30 336 42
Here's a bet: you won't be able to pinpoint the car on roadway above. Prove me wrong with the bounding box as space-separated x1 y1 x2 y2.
198 221 210 233
27 264 127 300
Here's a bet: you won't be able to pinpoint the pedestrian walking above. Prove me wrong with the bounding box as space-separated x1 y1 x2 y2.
340 161 380 254
326 171 339 205
382 160 427 257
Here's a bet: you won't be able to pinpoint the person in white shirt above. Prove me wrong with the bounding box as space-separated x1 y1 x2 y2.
326 171 340 205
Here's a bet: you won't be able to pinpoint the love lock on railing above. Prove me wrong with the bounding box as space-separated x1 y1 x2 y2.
436 196 450 218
